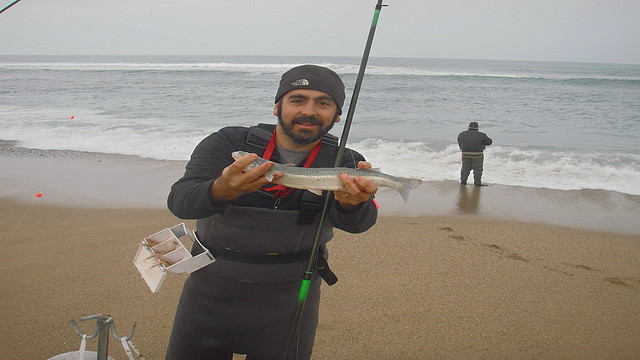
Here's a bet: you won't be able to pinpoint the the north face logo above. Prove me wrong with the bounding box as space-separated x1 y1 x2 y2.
291 79 310 87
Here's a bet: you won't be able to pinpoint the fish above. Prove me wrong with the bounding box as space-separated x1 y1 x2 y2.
232 151 422 201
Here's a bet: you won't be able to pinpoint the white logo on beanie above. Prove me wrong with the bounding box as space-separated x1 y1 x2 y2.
291 79 310 87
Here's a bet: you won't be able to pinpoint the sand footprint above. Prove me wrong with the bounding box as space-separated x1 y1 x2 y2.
563 263 598 272
562 263 638 288
604 278 630 286
541 262 596 278
438 226 466 241
439 228 529 263
482 243 528 262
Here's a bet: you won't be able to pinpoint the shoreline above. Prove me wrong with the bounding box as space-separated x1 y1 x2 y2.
1 145 639 235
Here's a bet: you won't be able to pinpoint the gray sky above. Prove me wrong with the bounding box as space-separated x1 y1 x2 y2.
1 0 639 64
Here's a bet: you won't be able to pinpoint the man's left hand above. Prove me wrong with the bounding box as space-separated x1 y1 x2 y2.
334 161 378 208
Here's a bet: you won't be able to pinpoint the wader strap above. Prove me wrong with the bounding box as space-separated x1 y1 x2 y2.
196 237 338 285
316 251 338 285
245 123 275 153
462 151 484 157
212 247 313 264
296 191 324 225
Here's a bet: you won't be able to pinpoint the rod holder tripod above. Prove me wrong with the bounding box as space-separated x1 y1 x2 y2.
70 314 137 360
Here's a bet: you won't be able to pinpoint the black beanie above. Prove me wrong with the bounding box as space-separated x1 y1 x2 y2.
468 121 479 129
274 65 346 114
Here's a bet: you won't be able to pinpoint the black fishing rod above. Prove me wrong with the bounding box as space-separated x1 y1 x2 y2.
282 1 387 359
0 0 24 15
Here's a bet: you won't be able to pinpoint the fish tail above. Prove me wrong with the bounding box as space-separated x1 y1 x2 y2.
398 178 422 202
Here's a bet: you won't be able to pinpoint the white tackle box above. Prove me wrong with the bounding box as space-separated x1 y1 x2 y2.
133 223 215 293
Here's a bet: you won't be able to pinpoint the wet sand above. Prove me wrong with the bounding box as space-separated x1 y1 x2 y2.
1 150 639 359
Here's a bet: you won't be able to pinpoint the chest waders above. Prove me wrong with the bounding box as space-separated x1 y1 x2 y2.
166 124 341 360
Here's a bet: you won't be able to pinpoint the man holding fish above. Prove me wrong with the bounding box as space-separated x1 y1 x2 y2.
165 65 393 360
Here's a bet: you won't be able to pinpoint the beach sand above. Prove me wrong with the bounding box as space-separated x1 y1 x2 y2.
1 149 639 359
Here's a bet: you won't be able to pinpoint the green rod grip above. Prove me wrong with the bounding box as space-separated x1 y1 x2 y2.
371 9 381 26
297 278 312 302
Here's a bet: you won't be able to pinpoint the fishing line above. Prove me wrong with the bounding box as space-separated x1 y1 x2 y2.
282 1 388 359
0 0 25 15
348 148 357 168
6 197 38 239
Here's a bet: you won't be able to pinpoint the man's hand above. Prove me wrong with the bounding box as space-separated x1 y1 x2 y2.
334 161 378 208
210 153 283 203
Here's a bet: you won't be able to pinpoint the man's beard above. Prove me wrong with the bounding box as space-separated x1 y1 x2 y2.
278 113 336 145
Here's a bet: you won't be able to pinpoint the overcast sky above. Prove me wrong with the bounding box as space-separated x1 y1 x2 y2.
1 0 639 64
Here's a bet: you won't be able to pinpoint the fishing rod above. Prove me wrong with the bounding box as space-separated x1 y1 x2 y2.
0 0 24 15
282 0 388 358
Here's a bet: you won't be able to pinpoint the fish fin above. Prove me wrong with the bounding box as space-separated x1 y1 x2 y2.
284 163 296 167
231 151 247 161
307 189 323 196
399 178 423 202
265 172 274 182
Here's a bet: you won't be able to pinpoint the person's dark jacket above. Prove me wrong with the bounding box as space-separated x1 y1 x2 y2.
168 125 378 234
164 125 378 359
457 129 493 152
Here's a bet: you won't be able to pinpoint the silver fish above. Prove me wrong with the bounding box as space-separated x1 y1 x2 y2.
232 151 422 201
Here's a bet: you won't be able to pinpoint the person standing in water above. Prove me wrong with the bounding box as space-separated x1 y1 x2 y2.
457 121 493 186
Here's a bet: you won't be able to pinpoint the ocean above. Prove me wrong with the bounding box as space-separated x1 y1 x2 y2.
1 55 639 195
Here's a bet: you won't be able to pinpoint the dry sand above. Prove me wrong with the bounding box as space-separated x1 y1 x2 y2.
0 150 639 359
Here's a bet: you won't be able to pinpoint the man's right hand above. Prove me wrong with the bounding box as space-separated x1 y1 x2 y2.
209 153 282 203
